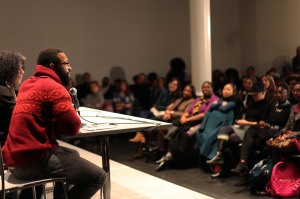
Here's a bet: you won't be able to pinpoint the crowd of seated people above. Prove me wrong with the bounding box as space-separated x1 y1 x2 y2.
71 58 300 196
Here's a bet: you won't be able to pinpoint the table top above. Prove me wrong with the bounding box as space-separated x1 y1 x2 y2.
73 107 172 138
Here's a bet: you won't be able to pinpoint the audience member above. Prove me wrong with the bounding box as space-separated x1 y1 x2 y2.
286 75 299 104
238 75 255 113
151 77 166 106
154 77 182 112
130 84 196 159
82 80 105 109
166 58 185 87
76 72 92 104
292 46 300 73
245 66 259 83
231 83 291 176
212 70 226 97
261 74 277 104
196 83 242 161
225 68 241 90
206 82 270 179
2 48 106 199
267 81 300 165
282 65 292 80
113 79 134 115
156 81 219 171
100 76 113 99
131 73 152 117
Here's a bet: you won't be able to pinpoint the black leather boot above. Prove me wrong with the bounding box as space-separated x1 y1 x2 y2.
206 139 227 165
231 162 249 175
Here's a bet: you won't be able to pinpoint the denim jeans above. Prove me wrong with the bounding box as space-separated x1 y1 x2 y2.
12 146 106 199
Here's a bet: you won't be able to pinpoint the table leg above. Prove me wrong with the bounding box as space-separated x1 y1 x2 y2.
101 136 111 199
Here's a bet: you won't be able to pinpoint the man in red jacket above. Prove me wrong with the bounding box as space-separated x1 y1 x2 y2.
2 48 106 199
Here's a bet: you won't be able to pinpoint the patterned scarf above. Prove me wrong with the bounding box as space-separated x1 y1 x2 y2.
192 96 207 115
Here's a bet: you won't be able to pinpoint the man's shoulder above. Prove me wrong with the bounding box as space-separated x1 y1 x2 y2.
18 77 68 101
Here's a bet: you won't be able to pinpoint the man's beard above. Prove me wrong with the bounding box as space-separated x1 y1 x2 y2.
55 66 70 87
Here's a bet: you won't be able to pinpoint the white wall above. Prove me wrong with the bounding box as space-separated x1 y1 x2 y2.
211 0 241 75
211 0 300 78
2 0 300 87
0 0 191 85
240 0 300 76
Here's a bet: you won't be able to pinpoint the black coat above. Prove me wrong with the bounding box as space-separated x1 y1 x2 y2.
0 85 15 144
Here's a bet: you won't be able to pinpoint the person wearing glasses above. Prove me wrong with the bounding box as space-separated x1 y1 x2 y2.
2 48 106 199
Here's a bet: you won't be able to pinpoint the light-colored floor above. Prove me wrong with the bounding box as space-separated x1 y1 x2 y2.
56 141 213 199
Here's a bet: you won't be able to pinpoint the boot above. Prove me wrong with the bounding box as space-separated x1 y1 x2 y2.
129 132 146 143
206 139 227 165
156 159 171 172
231 162 249 175
211 167 224 178
134 143 145 158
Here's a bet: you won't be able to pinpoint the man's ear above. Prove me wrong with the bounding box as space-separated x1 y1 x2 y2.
49 63 55 70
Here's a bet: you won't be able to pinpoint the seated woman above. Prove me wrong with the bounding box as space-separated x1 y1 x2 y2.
267 82 300 165
151 77 182 117
231 82 291 175
206 82 271 178
261 74 277 105
196 83 242 161
0 51 25 145
131 84 196 158
129 78 182 155
156 81 219 171
112 79 135 115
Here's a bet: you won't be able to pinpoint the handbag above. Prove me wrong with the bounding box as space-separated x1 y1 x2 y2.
248 159 273 193
266 160 300 197
266 137 294 153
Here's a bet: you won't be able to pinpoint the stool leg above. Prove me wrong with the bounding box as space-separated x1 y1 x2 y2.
32 186 37 199
43 184 47 199
62 181 69 199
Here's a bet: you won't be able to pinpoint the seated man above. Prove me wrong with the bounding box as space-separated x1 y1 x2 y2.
2 48 106 199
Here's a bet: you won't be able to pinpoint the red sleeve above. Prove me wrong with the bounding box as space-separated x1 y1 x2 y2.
50 88 81 136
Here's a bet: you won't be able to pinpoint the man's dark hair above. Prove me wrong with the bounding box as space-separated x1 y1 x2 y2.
37 48 63 68
0 51 25 86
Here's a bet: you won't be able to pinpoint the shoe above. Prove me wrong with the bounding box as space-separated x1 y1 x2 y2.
206 151 224 165
256 190 268 195
129 132 146 143
155 156 165 164
211 170 224 178
156 160 169 172
134 143 145 159
231 162 249 175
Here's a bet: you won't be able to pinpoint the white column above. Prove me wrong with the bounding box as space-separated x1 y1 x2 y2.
189 0 212 95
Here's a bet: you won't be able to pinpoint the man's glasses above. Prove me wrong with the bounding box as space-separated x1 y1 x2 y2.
60 62 70 66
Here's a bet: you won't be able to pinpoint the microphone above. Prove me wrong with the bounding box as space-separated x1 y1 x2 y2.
69 87 80 115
